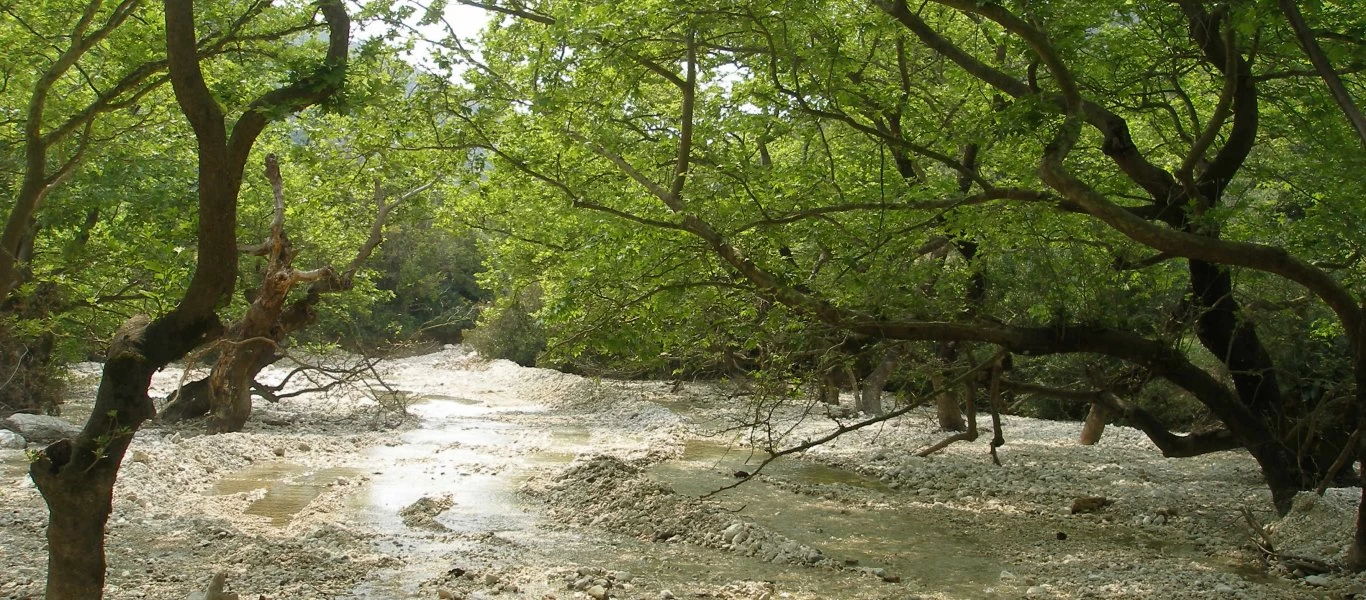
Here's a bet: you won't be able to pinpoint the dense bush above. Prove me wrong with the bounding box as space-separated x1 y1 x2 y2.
464 284 546 366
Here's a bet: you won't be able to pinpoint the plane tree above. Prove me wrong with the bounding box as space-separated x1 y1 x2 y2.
437 0 1366 565
23 0 351 596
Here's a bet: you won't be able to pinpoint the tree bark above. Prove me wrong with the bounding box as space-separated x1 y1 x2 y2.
34 312 223 599
933 375 967 432
1079 401 1113 445
857 347 898 415
199 168 415 434
29 1 350 596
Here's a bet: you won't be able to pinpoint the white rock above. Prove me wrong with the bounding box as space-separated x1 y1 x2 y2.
0 429 24 448
1303 574 1330 586
4 414 81 443
585 584 607 600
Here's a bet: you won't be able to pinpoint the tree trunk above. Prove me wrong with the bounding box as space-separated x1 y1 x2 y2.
158 377 212 422
931 373 967 432
33 313 219 599
1079 401 1113 445
207 337 278 433
37 450 118 599
1351 460 1366 570
30 2 352 594
1348 348 1366 569
857 348 898 415
818 377 840 405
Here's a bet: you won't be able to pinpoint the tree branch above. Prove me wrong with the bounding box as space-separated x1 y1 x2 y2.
1279 0 1366 148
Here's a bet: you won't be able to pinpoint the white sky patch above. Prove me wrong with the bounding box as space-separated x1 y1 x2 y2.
354 1 492 81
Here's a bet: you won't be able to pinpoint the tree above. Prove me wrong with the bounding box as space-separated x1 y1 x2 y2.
25 0 349 596
437 0 1366 566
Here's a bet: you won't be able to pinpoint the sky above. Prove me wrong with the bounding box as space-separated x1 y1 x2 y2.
355 1 492 78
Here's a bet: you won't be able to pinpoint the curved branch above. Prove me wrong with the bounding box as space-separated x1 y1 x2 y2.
872 0 1180 204
1037 128 1363 354
227 0 350 173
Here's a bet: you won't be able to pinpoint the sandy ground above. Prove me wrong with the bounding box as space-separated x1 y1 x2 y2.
0 345 1362 599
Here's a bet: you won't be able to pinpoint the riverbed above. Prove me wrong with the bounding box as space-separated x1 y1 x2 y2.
0 346 1359 599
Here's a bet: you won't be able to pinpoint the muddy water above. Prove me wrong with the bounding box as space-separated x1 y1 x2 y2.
645 440 1001 596
1 451 28 479
209 462 361 525
342 393 592 597
205 387 1287 599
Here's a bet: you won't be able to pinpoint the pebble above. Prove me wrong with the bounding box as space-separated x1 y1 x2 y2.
1303 574 1329 587
586 584 607 599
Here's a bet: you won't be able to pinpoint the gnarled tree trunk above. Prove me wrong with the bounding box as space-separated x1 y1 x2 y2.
161 170 424 432
30 1 349 596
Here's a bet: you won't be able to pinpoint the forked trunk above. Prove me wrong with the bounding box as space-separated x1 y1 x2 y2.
32 315 193 599
857 348 898 415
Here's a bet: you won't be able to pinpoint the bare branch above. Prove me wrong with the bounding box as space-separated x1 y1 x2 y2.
704 351 998 498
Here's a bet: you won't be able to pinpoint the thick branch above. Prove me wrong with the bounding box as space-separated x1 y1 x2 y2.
1037 121 1363 356
226 0 350 176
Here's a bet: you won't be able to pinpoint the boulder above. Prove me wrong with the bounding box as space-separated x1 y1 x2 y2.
3 414 81 443
0 429 24 449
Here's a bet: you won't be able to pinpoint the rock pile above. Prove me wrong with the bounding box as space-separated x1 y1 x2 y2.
399 495 454 530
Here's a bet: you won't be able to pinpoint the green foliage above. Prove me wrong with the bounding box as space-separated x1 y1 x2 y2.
464 284 546 366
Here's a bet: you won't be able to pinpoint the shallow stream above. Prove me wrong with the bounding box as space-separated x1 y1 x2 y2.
202 390 1296 599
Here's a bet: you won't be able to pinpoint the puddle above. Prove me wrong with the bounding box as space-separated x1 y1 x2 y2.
343 395 570 596
338 393 1296 599
210 462 359 525
644 443 995 595
419 393 482 405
